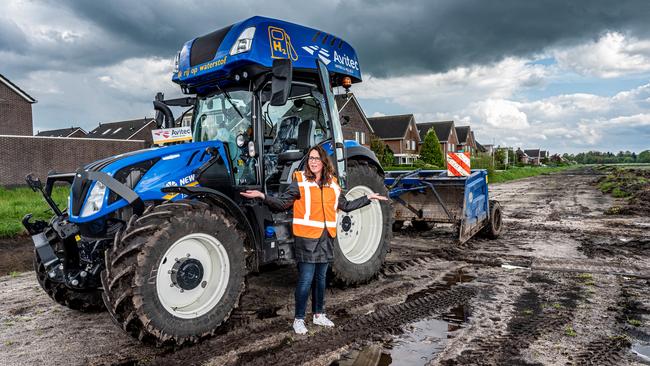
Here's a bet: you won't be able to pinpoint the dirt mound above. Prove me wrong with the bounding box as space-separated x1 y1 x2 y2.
0 236 33 275
596 167 650 216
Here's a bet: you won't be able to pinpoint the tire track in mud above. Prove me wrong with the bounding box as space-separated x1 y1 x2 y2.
440 273 582 365
571 279 648 365
233 285 477 366
145 258 443 365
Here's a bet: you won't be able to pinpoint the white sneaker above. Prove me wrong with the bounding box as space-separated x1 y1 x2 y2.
313 313 335 327
293 318 308 334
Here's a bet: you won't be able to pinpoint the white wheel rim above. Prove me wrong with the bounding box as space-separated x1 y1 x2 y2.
337 185 383 264
155 233 230 319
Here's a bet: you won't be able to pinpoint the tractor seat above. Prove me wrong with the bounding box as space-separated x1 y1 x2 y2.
277 119 316 165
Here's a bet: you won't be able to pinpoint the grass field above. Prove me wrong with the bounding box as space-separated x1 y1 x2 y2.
0 187 69 238
489 165 577 183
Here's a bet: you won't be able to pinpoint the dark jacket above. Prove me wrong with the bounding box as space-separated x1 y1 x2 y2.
263 180 371 263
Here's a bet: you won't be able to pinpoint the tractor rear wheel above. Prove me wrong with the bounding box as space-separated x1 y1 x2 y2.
101 200 246 346
332 160 392 285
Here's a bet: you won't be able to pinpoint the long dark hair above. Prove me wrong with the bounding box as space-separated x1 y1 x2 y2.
304 145 335 184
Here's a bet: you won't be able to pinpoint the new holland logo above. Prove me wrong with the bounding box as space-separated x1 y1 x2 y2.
302 45 331 65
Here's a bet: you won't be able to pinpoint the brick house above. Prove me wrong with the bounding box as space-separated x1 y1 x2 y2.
36 127 87 138
335 93 374 147
454 125 477 154
417 121 459 158
367 114 420 164
0 73 36 136
87 118 157 145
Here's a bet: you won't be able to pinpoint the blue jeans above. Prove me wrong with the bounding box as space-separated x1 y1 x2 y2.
295 262 328 319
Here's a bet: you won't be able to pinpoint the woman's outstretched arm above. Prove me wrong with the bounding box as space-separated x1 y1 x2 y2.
240 181 300 211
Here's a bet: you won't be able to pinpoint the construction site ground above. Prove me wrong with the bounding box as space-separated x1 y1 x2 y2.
1 166 649 365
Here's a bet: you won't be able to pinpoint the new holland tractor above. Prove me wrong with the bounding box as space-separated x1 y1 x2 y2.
23 16 392 345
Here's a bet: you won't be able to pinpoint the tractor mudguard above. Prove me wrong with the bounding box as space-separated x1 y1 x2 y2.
345 145 384 174
161 186 258 254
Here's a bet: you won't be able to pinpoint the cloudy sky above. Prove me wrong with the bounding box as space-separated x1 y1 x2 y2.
2 0 650 153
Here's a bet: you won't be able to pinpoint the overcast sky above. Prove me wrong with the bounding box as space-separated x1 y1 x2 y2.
2 0 650 153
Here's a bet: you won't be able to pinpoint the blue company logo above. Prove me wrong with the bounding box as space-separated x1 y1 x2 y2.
301 45 359 71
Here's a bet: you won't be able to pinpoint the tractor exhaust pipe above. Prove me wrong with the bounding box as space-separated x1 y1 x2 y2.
153 92 175 129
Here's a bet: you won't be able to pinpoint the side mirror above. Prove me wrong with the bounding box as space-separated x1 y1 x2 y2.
341 115 351 126
271 59 293 106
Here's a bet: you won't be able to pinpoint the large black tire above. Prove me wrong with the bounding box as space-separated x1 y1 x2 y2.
101 200 247 346
332 160 393 286
33 233 105 312
479 200 503 239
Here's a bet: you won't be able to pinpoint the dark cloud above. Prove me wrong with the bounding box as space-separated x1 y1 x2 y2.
46 0 650 78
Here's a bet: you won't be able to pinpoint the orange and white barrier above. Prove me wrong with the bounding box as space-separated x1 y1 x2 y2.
447 152 471 176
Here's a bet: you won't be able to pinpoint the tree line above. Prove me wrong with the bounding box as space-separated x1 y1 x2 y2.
563 150 650 164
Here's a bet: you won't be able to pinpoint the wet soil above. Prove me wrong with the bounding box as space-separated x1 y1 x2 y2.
0 235 33 275
1 167 649 365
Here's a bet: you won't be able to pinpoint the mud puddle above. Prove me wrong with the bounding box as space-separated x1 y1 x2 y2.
332 271 474 366
334 304 470 366
632 341 650 363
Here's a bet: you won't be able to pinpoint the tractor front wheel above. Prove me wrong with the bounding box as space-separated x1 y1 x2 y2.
101 200 247 346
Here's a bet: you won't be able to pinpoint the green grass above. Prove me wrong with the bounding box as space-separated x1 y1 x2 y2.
627 318 642 327
0 186 69 238
489 165 576 184
564 325 577 337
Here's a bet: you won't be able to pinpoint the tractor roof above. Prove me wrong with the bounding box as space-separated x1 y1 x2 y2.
173 16 362 94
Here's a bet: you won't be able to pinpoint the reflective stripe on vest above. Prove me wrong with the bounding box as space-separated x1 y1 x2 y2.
293 170 341 239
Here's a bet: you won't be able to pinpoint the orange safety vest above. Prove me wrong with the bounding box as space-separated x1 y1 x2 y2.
292 170 341 239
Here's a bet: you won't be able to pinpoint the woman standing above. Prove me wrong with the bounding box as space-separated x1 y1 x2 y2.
240 145 387 334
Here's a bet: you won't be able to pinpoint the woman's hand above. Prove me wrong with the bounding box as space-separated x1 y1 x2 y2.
367 193 388 201
240 190 265 200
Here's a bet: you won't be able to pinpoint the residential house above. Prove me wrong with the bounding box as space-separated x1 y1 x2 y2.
0 73 37 136
36 127 87 138
417 121 459 158
367 114 420 164
454 126 477 154
524 149 542 165
516 148 530 164
87 118 157 145
335 93 374 147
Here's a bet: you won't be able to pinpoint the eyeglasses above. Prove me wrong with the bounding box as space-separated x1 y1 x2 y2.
308 156 322 162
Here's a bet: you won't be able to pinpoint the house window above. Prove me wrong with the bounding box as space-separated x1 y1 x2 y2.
361 132 365 145
411 140 415 150
102 129 112 135
404 140 408 149
355 131 360 142
112 127 122 135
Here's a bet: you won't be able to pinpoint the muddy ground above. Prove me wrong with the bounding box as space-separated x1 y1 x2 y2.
1 166 649 365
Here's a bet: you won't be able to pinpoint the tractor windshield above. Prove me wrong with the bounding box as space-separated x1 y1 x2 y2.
193 90 253 160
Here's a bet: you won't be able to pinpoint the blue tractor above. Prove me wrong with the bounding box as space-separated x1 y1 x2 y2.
23 16 392 345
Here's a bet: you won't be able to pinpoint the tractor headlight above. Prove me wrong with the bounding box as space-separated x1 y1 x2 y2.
230 27 256 56
81 181 107 217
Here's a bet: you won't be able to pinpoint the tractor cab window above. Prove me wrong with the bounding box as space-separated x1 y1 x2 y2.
261 83 330 155
193 90 257 185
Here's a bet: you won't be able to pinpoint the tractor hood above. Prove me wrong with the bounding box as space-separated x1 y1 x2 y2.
68 141 229 223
